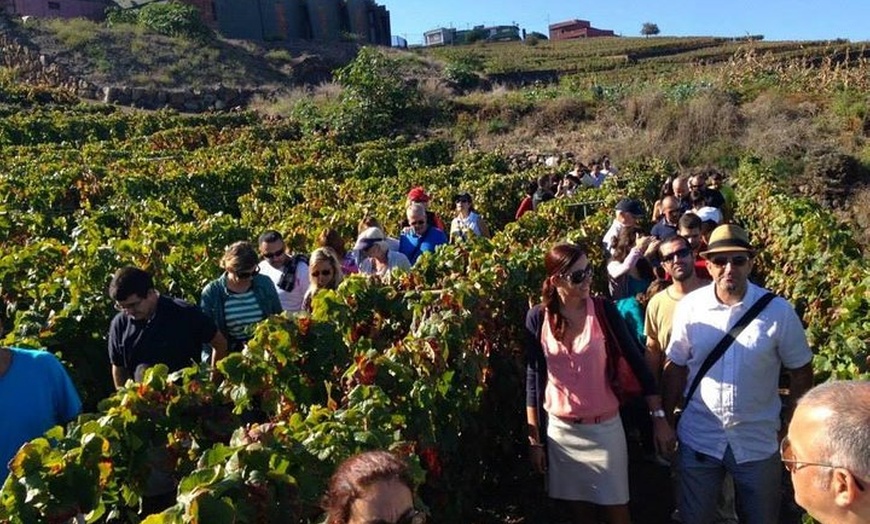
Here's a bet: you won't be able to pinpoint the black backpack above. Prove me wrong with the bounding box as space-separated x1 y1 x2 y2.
276 254 309 293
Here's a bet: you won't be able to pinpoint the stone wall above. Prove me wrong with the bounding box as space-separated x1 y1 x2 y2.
0 32 259 112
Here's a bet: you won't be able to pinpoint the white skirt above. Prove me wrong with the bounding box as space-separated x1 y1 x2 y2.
546 413 629 505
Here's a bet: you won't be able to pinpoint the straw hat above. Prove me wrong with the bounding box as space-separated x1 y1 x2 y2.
700 224 756 259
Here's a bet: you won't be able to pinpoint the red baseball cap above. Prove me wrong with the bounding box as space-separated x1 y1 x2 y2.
407 186 430 203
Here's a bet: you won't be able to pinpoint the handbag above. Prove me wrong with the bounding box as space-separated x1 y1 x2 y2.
677 292 776 425
593 297 644 405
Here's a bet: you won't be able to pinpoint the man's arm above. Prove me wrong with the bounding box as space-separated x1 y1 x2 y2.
209 331 228 367
112 364 130 389
661 360 688 427
782 362 814 423
645 336 664 386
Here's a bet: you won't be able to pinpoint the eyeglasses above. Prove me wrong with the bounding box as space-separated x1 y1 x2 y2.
709 254 750 268
234 268 259 279
369 507 426 524
261 248 285 259
561 266 593 285
410 220 426 226
780 436 866 491
689 184 705 189
311 269 333 278
114 297 145 312
661 247 692 263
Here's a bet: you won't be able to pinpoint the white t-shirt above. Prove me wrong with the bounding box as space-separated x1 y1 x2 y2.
450 212 484 241
359 251 411 281
258 258 309 313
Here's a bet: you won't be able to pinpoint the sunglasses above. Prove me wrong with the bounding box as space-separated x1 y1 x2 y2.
455 198 471 204
780 436 866 491
410 220 426 226
561 266 593 285
235 268 259 279
709 254 750 268
311 269 333 278
661 247 692 263
369 507 426 524
114 297 145 312
261 248 284 259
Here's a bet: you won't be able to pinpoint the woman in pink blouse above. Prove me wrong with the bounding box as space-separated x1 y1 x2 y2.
525 242 674 524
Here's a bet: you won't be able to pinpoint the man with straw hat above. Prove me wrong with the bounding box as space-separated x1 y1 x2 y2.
661 224 814 524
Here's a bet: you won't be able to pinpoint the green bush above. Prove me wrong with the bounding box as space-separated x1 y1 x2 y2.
137 1 210 39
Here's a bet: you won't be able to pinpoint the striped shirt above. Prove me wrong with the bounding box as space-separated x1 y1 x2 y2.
223 289 265 342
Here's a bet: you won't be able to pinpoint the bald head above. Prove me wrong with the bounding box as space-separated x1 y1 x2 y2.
673 177 689 199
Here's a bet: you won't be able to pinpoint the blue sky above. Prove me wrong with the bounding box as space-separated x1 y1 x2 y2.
388 1 870 45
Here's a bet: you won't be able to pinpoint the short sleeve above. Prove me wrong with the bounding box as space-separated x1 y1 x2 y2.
47 353 82 423
107 315 126 367
773 298 813 370
665 298 691 366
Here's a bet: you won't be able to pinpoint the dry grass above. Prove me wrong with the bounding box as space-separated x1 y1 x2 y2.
249 82 344 117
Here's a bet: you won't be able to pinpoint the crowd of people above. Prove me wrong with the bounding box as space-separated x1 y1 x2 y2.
1 167 868 524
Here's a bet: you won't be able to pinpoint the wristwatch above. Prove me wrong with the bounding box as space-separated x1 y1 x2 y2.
649 409 666 419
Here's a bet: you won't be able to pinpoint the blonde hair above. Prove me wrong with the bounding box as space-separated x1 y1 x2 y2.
220 241 259 272
308 247 343 291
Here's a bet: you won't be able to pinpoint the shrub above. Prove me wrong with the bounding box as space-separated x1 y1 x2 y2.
331 47 422 143
443 54 484 90
137 1 210 39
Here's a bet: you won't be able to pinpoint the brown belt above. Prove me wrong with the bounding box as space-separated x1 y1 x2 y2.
556 409 619 425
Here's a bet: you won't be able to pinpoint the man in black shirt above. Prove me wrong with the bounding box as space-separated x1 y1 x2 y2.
108 267 227 389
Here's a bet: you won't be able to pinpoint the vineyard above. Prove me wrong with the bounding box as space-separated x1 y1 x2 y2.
0 41 868 524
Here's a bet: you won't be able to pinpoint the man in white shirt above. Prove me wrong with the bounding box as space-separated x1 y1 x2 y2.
662 224 814 524
257 230 309 313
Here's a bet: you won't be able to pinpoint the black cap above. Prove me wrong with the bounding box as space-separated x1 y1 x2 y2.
615 198 644 217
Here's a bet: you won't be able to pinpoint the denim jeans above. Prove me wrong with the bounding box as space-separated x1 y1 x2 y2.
677 443 781 524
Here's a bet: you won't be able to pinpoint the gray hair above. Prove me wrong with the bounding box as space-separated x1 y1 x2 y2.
406 202 426 220
797 380 870 482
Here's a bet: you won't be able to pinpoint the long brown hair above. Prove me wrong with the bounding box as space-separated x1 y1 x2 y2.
322 451 414 524
542 242 588 340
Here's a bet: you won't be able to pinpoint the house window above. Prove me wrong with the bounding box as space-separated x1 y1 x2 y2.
48 1 60 8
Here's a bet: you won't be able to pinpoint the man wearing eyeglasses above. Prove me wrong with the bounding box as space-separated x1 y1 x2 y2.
108 267 228 389
399 203 447 266
661 224 814 524
257 230 309 313
783 380 870 524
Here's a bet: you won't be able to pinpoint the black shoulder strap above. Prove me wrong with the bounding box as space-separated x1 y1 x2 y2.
682 292 776 410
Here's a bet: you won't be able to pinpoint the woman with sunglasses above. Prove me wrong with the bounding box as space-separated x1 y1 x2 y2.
200 241 282 353
322 450 425 524
354 227 411 282
525 242 673 524
302 247 343 312
449 192 490 243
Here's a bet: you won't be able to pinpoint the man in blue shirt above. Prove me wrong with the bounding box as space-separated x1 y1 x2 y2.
399 203 447 265
0 346 82 481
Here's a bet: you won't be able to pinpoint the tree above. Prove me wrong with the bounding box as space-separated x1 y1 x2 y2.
641 22 660 37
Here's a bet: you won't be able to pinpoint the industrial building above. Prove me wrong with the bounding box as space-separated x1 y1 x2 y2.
1 0 392 45
549 19 614 40
423 24 520 46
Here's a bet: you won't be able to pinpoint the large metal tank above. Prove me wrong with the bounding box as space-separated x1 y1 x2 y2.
345 0 371 42
282 0 309 39
306 0 341 40
215 0 265 39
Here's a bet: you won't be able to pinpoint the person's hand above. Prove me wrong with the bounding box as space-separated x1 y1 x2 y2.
653 417 677 458
645 239 661 258
529 445 547 474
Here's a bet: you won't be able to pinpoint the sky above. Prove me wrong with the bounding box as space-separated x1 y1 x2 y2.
388 0 870 45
